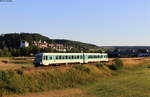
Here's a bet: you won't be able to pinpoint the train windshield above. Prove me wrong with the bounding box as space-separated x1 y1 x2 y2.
35 54 43 63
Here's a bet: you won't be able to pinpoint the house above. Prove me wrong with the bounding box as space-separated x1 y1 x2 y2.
20 41 29 47
33 40 73 52
33 40 48 48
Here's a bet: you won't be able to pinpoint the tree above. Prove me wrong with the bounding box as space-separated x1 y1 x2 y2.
0 48 12 57
109 58 124 70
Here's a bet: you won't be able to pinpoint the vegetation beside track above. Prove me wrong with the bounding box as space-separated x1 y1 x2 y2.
0 62 111 97
1 57 150 97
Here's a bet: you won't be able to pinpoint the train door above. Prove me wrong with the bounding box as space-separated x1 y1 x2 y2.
83 53 85 63
54 55 56 63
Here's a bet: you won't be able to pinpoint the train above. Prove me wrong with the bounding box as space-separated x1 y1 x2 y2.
33 53 108 66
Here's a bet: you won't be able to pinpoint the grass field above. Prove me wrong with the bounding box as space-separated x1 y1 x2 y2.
84 66 150 97
0 57 34 70
2 57 150 97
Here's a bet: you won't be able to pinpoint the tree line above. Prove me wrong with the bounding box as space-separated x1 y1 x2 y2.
0 33 103 57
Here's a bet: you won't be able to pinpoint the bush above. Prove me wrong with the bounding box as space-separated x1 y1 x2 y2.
109 58 124 70
0 66 99 95
0 81 5 97
96 63 104 69
73 65 91 73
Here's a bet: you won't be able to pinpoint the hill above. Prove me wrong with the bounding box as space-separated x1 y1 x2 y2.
102 46 150 49
0 33 99 49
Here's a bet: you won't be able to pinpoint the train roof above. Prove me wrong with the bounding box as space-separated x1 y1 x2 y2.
35 53 108 56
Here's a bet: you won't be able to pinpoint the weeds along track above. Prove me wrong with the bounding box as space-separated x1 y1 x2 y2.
14 63 102 72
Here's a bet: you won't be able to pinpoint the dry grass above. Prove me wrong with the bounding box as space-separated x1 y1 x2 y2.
0 57 33 70
3 57 150 97
120 57 143 67
108 57 150 67
0 56 150 71
5 88 95 97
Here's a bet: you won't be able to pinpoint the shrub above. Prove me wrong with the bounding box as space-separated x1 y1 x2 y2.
96 63 104 69
109 58 124 70
73 65 91 73
0 81 5 97
0 65 99 95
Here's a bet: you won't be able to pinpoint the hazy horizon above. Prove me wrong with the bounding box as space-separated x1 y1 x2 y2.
0 0 150 46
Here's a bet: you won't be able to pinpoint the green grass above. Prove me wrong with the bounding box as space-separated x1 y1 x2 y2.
83 65 150 97
0 64 108 96
2 57 150 97
5 64 150 97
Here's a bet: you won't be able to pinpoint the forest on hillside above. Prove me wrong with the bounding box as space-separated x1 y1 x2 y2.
0 33 102 57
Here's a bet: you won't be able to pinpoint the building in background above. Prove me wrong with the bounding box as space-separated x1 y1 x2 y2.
20 41 29 47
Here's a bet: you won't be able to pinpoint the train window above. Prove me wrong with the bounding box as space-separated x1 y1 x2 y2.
77 56 79 59
92 55 94 58
75 56 77 59
69 56 71 59
91 55 93 58
72 56 74 59
45 56 48 60
90 55 92 58
56 56 58 60
66 56 68 59
88 56 91 58
100 55 102 58
80 55 83 59
49 56 52 60
44 56 46 60
59 56 61 59
62 56 65 59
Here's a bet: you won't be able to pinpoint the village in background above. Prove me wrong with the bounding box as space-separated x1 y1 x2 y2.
0 32 149 57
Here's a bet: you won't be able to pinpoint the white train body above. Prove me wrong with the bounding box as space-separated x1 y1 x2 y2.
34 53 108 66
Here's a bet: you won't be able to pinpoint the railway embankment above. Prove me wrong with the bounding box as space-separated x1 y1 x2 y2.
2 57 150 97
0 63 113 97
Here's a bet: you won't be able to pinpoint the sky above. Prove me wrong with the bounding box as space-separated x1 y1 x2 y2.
0 0 150 46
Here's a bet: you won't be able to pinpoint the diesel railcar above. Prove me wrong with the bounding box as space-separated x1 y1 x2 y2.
34 53 108 66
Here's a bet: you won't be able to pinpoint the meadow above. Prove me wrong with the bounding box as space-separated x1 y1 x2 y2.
0 57 33 70
0 57 150 97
